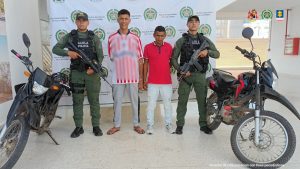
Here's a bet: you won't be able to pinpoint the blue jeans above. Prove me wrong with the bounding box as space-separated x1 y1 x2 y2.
147 84 173 128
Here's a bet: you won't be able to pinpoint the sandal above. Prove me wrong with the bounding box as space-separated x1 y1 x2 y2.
134 126 145 134
107 127 120 135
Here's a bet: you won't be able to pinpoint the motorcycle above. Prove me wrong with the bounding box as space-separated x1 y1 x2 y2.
206 27 299 168
0 33 70 169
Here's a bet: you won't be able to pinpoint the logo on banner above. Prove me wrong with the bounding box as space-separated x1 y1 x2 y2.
59 67 70 82
107 9 119 22
71 10 82 22
129 27 141 37
55 29 68 41
165 26 176 38
180 6 193 19
93 28 106 41
144 8 157 21
53 0 65 3
276 10 284 21
247 9 259 21
261 9 273 19
198 24 211 36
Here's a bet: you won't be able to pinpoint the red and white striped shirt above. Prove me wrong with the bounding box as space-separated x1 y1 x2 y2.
108 30 143 84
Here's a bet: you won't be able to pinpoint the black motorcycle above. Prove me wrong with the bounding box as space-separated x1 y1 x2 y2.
206 27 299 168
0 33 70 169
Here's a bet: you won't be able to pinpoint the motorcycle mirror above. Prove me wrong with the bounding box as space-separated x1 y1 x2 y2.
22 33 31 48
242 27 254 40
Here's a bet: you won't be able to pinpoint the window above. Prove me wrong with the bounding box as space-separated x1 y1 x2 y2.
216 20 270 69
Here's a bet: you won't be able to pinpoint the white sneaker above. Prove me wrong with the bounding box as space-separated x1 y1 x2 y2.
146 127 153 135
165 124 173 133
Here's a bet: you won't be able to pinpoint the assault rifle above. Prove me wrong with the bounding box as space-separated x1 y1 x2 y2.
68 41 112 87
178 40 209 82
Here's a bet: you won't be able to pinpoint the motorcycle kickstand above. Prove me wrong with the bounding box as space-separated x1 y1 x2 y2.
46 130 59 145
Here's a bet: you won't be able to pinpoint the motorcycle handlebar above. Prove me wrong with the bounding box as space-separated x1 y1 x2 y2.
235 46 256 60
11 49 22 59
11 49 33 72
235 46 247 54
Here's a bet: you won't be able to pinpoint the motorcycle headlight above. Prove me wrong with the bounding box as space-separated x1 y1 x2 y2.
32 81 49 95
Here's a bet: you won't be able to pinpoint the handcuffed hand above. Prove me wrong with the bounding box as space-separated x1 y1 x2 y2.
143 81 148 90
138 80 144 90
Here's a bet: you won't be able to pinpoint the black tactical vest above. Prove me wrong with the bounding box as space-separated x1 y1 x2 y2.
68 30 98 72
180 33 209 73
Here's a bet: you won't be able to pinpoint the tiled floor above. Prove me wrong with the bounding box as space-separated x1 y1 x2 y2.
11 73 300 169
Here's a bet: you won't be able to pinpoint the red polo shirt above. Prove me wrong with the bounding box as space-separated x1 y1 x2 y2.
144 42 173 84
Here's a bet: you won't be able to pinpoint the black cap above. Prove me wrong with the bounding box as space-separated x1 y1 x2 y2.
187 15 199 23
76 12 88 20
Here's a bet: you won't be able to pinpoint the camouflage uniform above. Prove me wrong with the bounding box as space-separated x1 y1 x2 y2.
171 32 219 128
52 30 103 127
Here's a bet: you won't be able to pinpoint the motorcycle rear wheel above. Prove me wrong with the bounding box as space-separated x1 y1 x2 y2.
206 92 222 130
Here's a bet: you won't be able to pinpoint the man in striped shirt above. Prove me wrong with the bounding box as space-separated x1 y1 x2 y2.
107 9 145 135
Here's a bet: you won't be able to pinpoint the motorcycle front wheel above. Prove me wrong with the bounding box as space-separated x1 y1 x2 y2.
231 111 296 168
0 115 30 169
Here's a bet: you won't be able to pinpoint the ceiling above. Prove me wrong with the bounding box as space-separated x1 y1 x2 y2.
220 0 300 12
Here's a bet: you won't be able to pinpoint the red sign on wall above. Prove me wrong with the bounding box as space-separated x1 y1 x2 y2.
284 38 300 56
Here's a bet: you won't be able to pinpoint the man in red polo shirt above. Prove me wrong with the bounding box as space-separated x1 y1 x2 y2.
143 26 173 135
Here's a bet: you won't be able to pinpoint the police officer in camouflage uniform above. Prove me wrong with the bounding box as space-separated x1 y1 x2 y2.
171 15 220 135
52 12 104 138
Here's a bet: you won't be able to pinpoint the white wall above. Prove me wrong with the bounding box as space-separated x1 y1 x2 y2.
213 0 237 11
217 11 244 20
269 6 300 75
0 0 42 123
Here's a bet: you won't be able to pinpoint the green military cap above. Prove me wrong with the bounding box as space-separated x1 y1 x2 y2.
76 12 88 20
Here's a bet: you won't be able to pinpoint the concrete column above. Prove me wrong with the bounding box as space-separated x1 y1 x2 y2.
0 0 42 122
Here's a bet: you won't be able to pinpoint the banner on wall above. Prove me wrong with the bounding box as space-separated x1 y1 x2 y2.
49 0 216 105
0 0 12 104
